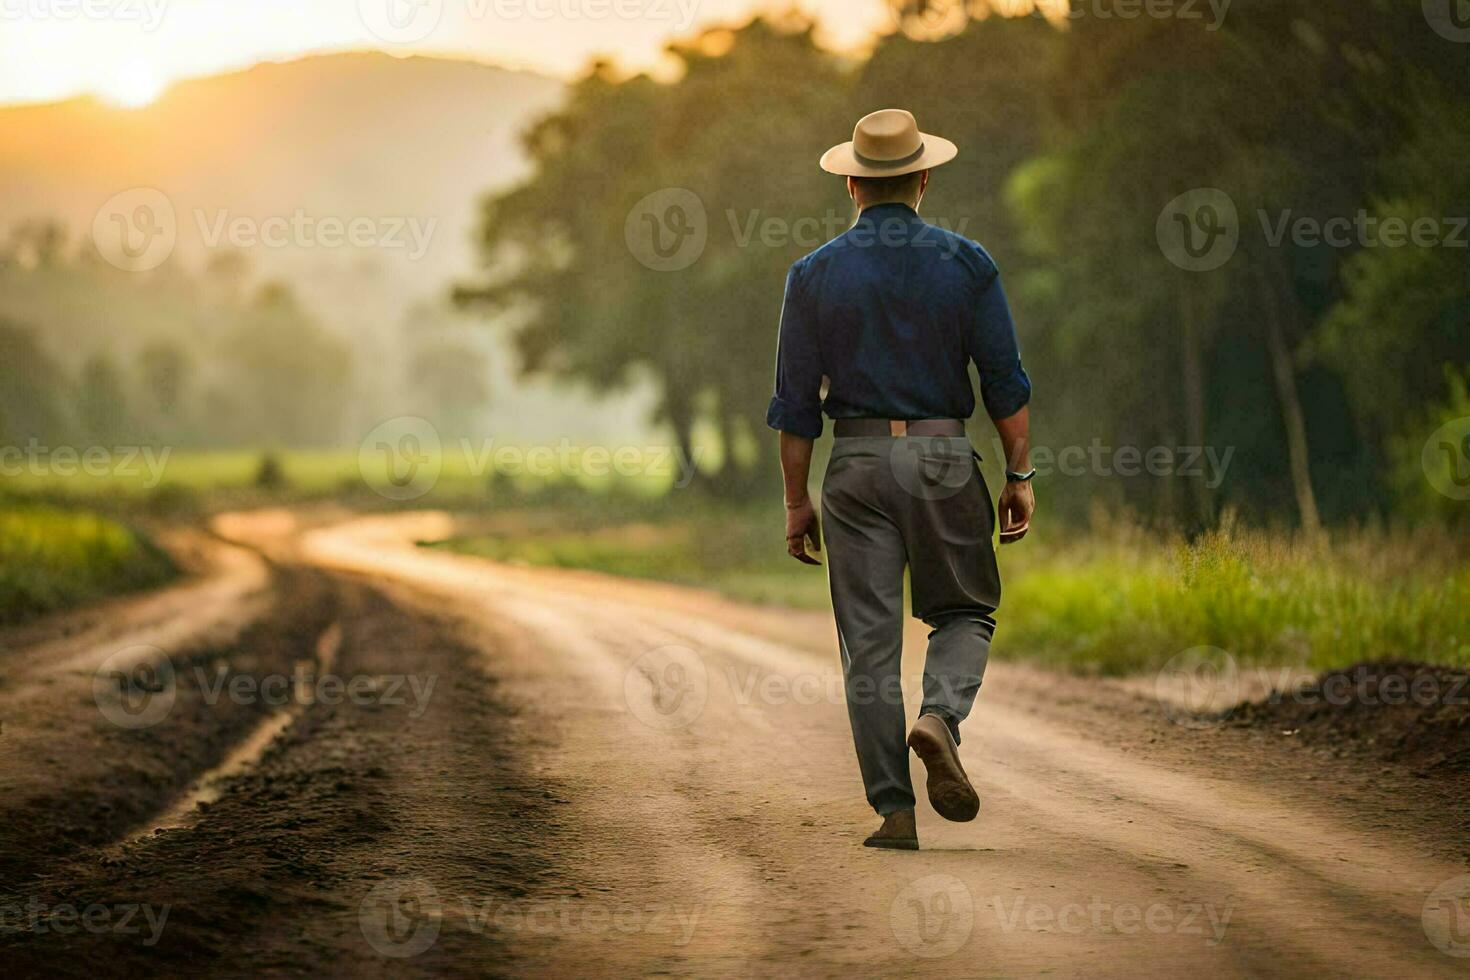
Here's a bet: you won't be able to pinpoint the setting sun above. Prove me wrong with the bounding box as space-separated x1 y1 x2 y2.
99 63 167 109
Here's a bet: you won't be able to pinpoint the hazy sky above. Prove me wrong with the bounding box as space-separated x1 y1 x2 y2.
0 0 897 107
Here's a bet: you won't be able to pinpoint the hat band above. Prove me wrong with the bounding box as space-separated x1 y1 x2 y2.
853 140 926 170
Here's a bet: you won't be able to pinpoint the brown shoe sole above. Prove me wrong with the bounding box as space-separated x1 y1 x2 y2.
908 719 980 822
863 835 919 850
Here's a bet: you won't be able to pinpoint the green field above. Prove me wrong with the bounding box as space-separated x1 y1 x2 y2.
0 503 175 625
440 510 1470 675
2 447 677 512
6 448 1466 675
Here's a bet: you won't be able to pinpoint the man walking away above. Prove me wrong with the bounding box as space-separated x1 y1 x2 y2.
767 109 1036 850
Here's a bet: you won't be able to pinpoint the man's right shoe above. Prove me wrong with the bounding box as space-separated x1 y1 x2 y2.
907 713 980 822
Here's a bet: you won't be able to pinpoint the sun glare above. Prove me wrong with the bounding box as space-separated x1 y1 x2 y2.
100 63 167 110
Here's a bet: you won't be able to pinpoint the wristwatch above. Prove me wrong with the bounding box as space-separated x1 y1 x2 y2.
1005 468 1036 483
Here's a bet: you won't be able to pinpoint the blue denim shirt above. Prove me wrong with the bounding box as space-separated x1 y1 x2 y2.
765 203 1031 439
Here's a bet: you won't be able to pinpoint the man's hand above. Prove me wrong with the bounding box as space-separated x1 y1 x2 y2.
998 480 1034 544
785 496 822 564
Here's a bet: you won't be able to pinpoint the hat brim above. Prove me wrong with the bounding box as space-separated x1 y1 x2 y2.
819 133 958 177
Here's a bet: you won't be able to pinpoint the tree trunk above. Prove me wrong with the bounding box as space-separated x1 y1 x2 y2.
662 392 705 493
1256 264 1322 534
1178 287 1213 529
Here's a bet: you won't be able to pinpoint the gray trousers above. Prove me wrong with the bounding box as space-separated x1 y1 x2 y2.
822 436 1001 815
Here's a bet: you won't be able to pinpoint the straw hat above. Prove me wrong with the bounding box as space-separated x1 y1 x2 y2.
819 108 958 177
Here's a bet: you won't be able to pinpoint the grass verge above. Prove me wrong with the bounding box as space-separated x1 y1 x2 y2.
0 503 176 626
435 508 1469 675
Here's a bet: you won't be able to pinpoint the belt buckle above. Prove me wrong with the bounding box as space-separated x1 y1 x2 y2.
889 420 908 437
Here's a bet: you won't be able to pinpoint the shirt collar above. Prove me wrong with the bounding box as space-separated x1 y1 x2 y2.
856 202 920 222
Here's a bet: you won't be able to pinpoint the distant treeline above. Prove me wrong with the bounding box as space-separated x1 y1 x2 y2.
0 233 489 450
459 0 1470 528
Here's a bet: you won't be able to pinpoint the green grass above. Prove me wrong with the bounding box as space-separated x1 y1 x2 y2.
435 509 1470 675
0 504 176 625
436 508 832 611
3 447 676 513
999 523 1470 674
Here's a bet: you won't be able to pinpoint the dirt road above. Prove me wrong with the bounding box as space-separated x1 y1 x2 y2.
1 509 1466 977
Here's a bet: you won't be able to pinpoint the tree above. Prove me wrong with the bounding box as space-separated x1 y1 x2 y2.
458 18 848 494
221 283 354 446
0 320 70 445
77 352 133 444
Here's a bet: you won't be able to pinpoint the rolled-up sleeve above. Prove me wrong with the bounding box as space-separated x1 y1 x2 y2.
765 261 824 439
970 270 1032 420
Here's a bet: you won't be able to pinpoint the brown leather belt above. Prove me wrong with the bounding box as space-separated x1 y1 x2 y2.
833 418 966 438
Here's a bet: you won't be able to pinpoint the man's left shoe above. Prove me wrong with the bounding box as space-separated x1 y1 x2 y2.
863 809 918 850
907 714 980 822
